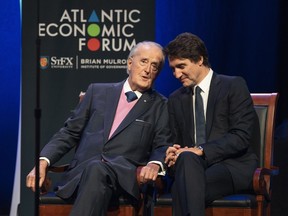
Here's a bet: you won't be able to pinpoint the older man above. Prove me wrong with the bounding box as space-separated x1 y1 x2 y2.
27 41 172 216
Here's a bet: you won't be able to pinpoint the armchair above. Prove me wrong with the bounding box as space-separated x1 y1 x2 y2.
153 93 279 216
39 166 146 216
38 92 151 216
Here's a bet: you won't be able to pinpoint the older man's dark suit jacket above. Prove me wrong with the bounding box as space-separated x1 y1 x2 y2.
168 72 259 192
40 80 171 200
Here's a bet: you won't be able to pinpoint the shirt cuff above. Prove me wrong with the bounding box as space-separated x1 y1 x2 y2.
39 157 50 166
148 161 166 176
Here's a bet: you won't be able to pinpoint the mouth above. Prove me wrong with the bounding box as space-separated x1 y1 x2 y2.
180 77 188 83
141 75 150 81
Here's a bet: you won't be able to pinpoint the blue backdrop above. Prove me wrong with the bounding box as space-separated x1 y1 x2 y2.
154 0 288 128
155 0 279 96
0 0 20 214
1 0 288 215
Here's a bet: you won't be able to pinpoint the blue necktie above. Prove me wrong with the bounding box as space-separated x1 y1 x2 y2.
125 91 138 102
195 86 206 145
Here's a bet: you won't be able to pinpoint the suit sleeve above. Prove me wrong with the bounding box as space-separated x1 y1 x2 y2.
168 96 184 144
148 98 173 165
40 84 94 165
203 77 259 165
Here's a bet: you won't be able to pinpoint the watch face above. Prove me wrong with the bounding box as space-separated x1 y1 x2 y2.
197 146 203 151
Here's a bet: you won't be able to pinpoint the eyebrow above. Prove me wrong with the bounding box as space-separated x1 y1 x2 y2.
172 63 186 68
141 57 160 64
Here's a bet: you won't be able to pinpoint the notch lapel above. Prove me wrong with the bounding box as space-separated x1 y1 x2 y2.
206 73 221 138
103 82 123 142
108 91 154 141
180 88 195 146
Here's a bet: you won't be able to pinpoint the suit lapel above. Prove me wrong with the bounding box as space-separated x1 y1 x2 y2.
180 88 195 146
206 73 221 138
107 90 154 141
103 82 123 142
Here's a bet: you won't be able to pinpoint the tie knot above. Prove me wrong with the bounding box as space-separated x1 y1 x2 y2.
125 91 138 102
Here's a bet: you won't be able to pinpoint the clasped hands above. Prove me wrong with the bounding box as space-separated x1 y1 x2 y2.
165 144 204 167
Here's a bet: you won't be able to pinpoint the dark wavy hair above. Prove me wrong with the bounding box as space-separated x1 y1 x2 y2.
164 32 211 67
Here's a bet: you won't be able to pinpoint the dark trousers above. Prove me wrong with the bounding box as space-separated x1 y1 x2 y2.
69 160 118 216
171 152 234 216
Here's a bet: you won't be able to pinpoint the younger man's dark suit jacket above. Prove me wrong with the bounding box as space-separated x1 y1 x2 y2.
40 80 172 200
168 72 260 192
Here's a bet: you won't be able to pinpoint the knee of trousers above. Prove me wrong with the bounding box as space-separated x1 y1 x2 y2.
175 151 203 169
82 160 110 183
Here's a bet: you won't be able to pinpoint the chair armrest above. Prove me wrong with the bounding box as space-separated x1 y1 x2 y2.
42 164 147 194
253 166 279 200
40 164 70 194
48 164 70 173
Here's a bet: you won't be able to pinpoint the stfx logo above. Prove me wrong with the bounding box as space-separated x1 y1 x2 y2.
51 57 73 66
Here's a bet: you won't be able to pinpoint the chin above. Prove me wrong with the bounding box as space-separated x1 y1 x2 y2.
182 83 189 87
183 81 194 87
139 85 150 92
140 81 151 88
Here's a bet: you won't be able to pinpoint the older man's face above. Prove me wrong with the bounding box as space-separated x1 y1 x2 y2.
127 44 163 92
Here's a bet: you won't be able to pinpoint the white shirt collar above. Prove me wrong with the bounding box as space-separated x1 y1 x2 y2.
123 79 142 98
196 68 213 93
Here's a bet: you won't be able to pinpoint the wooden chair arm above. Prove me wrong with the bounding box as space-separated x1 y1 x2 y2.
253 166 279 200
40 164 70 194
42 164 148 194
48 164 70 173
41 177 52 195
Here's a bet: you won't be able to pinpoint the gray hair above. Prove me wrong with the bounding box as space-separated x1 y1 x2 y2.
127 41 165 74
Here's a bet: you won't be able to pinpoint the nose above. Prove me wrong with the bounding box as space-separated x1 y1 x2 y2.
173 69 182 79
144 63 153 73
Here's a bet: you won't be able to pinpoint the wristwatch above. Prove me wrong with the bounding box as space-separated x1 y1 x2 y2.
197 145 204 151
197 145 205 158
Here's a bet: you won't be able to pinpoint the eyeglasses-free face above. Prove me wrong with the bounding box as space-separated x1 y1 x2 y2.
129 56 160 73
127 43 164 92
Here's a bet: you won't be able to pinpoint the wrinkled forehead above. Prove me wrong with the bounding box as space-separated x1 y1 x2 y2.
134 45 163 60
